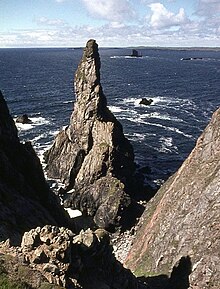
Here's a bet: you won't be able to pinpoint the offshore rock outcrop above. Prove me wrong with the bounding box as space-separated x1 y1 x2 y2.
0 91 68 244
125 108 220 288
45 40 136 230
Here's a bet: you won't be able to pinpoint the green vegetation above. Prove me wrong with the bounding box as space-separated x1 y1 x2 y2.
0 273 32 289
0 259 32 289
39 283 65 289
0 255 65 289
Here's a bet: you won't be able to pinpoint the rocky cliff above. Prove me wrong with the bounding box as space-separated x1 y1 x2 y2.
125 108 220 288
0 90 142 289
0 90 68 244
45 39 137 230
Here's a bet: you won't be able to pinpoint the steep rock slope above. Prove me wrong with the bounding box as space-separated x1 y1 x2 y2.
0 91 142 289
0 91 68 244
126 108 220 288
45 40 136 230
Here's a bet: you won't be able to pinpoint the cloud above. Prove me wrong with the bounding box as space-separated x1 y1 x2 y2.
148 3 187 29
36 17 67 27
196 0 220 16
1 19 219 49
193 0 220 37
82 0 136 22
0 1 219 48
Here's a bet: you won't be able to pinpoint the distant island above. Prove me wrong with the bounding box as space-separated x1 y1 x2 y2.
125 46 220 51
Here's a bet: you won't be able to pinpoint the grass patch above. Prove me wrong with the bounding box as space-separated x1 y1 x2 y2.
0 273 32 289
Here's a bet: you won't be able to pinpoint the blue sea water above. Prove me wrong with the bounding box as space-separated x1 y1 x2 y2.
0 47 219 186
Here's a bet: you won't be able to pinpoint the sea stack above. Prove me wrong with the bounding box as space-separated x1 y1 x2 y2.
45 39 136 230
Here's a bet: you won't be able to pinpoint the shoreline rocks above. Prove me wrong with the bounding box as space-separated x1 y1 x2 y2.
16 114 32 124
139 98 153 106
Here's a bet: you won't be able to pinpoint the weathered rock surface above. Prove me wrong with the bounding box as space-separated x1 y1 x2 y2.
1 225 140 289
0 91 69 244
45 40 136 230
125 108 220 288
0 90 143 289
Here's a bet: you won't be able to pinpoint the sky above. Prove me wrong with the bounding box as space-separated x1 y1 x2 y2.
0 0 220 48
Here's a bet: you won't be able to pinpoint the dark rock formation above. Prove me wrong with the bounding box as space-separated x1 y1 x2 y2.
125 108 220 288
16 114 32 124
130 49 142 57
45 40 136 230
0 90 144 289
0 90 68 244
139 98 153 106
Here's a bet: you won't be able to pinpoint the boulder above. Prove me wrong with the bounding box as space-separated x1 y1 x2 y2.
16 114 32 124
45 40 136 230
18 225 137 289
125 108 220 288
139 98 153 106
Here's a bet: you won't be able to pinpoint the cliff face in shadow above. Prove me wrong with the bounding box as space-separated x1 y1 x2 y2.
45 40 137 231
0 90 68 244
0 90 140 289
125 108 220 288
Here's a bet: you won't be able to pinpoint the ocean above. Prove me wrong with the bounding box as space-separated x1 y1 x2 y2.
0 47 219 187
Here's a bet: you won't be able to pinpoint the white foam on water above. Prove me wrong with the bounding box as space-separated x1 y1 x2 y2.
108 106 123 113
15 122 33 131
159 136 179 153
36 143 52 169
63 100 73 104
150 96 169 105
127 132 146 141
15 116 50 131
122 96 181 109
122 97 143 107
49 129 60 136
128 117 193 138
65 208 82 218
31 133 47 143
144 111 183 123
110 56 149 59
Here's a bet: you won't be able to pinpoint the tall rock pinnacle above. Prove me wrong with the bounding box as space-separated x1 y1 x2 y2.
45 39 136 230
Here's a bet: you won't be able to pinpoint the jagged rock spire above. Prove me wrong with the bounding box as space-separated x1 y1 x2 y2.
45 39 136 230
